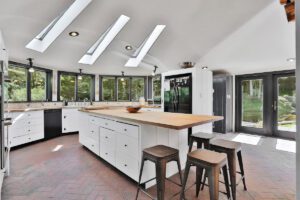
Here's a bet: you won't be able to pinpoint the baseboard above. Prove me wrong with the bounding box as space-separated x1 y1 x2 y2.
0 170 4 195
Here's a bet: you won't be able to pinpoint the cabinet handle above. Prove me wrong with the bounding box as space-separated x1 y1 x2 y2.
124 164 127 167
105 136 108 139
105 123 108 126
64 116 66 119
91 145 94 147
28 122 30 124
28 138 31 140
105 153 108 155
124 129 127 132
64 128 66 131
124 144 128 147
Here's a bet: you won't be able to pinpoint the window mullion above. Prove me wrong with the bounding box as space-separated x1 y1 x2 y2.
27 69 31 102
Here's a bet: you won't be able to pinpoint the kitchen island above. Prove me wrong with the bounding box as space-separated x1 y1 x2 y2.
78 109 222 187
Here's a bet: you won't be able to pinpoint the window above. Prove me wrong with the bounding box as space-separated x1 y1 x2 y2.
102 77 115 101
58 72 94 101
59 74 76 101
31 70 47 101
78 75 93 101
117 77 130 101
131 77 145 101
6 62 52 102
7 65 27 101
153 76 161 102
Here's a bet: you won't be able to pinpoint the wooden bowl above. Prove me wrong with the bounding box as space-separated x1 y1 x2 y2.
126 106 141 113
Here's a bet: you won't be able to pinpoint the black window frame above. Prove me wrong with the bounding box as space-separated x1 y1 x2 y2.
147 74 162 103
57 71 95 102
7 61 52 102
99 75 147 102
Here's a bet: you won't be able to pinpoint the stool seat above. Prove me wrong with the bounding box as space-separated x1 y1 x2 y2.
188 149 227 166
210 139 241 151
192 132 215 140
143 145 178 158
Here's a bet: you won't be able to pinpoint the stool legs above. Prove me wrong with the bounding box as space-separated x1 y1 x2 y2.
237 150 247 191
180 160 191 200
207 167 220 200
156 160 167 200
135 155 146 200
222 164 231 199
176 155 183 186
228 151 236 200
196 167 204 197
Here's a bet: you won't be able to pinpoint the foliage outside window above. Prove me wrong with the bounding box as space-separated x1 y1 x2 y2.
59 74 76 101
7 65 27 101
117 77 130 101
31 70 47 101
78 75 93 101
131 78 145 101
102 77 115 101
153 76 161 102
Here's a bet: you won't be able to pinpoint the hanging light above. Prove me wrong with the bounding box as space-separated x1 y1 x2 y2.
27 58 35 73
121 71 125 81
151 66 158 76
78 69 83 80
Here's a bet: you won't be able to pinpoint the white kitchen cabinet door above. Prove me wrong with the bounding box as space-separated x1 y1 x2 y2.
62 108 80 133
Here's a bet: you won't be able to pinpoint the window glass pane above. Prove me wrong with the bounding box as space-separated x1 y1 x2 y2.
60 74 76 101
241 79 263 128
31 70 47 101
102 77 115 101
153 76 161 102
277 76 296 132
131 78 145 101
117 77 130 101
78 75 93 101
7 65 27 101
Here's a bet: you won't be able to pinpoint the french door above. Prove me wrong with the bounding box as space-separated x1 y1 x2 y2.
236 71 296 139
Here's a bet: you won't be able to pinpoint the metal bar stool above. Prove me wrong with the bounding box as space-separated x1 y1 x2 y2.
180 149 231 200
136 145 183 200
188 132 215 196
207 139 247 200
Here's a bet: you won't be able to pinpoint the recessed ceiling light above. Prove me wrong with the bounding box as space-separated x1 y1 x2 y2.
202 66 208 69
287 58 295 62
69 31 79 37
125 45 133 51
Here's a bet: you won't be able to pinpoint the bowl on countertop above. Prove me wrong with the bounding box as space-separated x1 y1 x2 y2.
126 106 141 113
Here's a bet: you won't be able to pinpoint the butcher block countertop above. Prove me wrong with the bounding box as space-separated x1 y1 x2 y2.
80 109 223 130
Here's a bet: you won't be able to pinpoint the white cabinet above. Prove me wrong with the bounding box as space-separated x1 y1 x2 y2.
62 108 80 133
6 111 44 147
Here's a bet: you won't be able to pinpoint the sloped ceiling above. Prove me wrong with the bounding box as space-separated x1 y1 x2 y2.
197 1 296 75
0 0 282 75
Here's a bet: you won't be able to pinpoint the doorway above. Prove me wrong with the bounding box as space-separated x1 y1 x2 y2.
236 70 296 139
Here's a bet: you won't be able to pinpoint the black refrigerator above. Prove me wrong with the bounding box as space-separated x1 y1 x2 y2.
164 73 192 114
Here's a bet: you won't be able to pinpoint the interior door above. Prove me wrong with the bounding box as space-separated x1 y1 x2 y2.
273 74 296 139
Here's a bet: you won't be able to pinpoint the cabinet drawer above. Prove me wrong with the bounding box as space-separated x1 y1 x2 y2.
100 145 115 165
27 117 43 126
29 133 44 142
25 111 43 119
80 136 100 156
115 122 139 139
100 128 116 147
116 152 139 181
87 125 99 140
9 126 28 138
9 135 29 147
27 125 44 135
116 133 139 159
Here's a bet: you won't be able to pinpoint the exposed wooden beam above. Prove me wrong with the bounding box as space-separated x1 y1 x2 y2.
285 1 295 22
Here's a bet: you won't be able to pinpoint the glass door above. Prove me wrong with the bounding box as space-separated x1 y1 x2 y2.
274 74 296 139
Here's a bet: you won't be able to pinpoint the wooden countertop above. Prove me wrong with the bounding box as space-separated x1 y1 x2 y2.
80 109 223 130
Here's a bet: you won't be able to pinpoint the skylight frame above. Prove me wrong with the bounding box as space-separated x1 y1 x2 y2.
78 15 130 65
125 25 166 67
26 0 92 53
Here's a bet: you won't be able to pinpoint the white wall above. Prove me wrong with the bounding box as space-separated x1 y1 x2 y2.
296 1 300 199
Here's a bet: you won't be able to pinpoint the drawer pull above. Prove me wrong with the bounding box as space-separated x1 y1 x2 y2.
105 136 108 139
105 153 108 155
64 116 66 119
124 129 127 132
28 122 30 124
105 123 108 126
91 145 94 147
124 164 127 167
124 144 128 147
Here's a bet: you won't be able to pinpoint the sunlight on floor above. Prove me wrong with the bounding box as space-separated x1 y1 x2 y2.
52 145 63 152
276 139 296 153
232 133 261 145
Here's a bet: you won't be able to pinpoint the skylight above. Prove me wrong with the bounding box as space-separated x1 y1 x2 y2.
125 25 166 67
26 0 92 53
79 15 130 65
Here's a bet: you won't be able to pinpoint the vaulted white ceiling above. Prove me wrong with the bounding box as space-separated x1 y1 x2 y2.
0 0 293 75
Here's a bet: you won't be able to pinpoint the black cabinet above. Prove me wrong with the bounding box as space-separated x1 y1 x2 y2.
44 109 62 140
213 75 233 133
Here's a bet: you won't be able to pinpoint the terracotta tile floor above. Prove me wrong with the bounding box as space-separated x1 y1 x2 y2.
1 133 296 200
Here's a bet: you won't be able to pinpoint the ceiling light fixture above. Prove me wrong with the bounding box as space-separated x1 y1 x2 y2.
79 15 130 65
26 0 92 52
125 25 166 67
125 45 133 51
121 71 125 81
287 58 295 62
202 66 208 70
69 31 79 37
78 69 83 80
151 66 158 76
27 58 35 73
